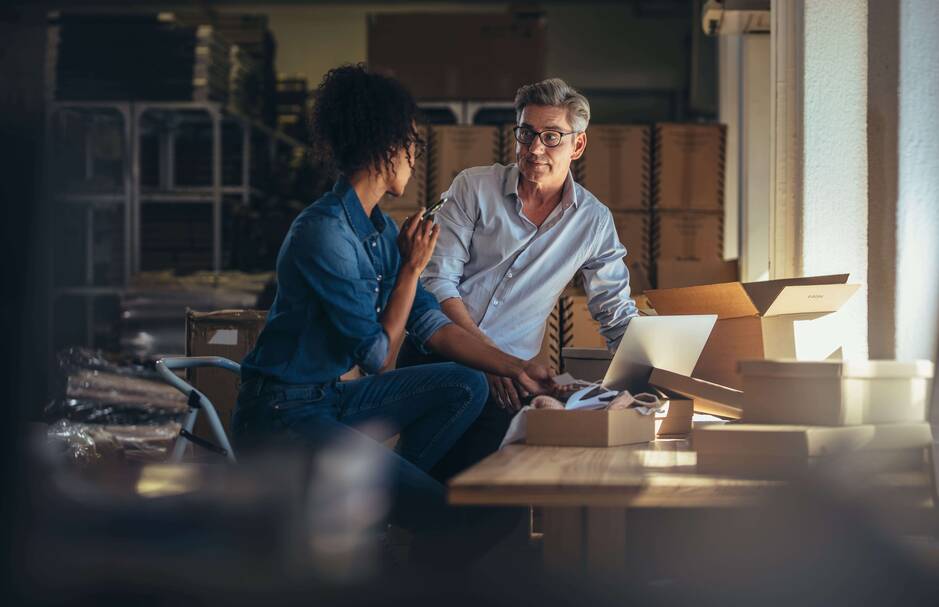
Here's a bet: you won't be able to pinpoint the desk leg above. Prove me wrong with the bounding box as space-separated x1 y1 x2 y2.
585 507 628 573
542 507 628 573
542 508 583 571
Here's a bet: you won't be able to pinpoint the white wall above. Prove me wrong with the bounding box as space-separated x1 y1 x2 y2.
801 0 869 359
896 0 939 363
718 35 741 263
740 34 771 281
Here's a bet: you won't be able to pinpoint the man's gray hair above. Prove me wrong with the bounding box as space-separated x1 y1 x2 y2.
513 78 590 132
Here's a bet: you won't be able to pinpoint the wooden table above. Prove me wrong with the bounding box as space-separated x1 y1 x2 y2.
449 439 782 572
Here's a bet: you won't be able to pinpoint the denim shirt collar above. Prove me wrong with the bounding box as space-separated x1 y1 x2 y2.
333 176 387 242
505 163 580 210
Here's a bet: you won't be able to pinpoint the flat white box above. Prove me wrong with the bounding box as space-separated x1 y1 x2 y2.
738 359 934 425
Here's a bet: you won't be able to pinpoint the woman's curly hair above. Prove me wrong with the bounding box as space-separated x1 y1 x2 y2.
310 64 423 179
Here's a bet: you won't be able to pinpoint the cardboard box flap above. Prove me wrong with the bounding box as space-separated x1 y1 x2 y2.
762 283 860 317
187 309 267 323
740 274 849 315
739 358 934 379
645 282 759 319
649 367 744 409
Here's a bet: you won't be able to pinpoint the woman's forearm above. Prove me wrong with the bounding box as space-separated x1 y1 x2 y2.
425 323 525 378
379 266 420 371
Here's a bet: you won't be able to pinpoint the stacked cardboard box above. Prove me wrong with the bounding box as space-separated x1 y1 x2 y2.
367 12 546 101
645 274 860 390
652 123 735 288
275 76 308 143
499 123 518 165
534 292 574 373
50 14 231 103
694 358 934 477
426 125 502 198
576 125 653 283
186 309 361 440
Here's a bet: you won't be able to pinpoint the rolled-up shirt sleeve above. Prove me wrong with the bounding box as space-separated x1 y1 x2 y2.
421 171 476 303
581 210 639 352
407 283 454 347
292 220 389 375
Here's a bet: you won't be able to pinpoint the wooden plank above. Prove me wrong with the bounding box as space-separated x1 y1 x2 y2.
448 441 778 508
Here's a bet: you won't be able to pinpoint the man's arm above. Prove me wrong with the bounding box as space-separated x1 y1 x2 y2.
421 171 476 305
424 324 555 397
581 211 639 351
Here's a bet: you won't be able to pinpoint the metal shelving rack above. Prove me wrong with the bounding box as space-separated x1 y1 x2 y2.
46 99 309 348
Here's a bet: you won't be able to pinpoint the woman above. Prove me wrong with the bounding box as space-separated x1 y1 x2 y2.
232 64 555 566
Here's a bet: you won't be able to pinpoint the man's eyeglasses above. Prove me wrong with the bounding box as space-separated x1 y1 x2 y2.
513 126 579 148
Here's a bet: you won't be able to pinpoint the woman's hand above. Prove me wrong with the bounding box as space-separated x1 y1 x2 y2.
397 215 439 274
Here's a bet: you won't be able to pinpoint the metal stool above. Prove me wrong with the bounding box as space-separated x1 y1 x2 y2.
156 356 239 463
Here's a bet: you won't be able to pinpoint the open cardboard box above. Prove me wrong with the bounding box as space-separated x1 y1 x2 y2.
645 274 859 390
526 407 655 447
562 348 743 420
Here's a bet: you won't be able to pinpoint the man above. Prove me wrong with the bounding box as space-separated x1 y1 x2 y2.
399 78 638 478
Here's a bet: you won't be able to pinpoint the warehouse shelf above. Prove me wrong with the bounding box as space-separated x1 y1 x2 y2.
53 286 126 296
418 100 516 125
46 99 309 350
139 186 265 204
47 100 308 281
56 192 126 205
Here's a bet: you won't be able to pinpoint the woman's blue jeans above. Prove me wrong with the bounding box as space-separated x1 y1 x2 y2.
231 362 509 563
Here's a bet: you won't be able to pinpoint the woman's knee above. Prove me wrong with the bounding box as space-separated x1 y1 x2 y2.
450 365 489 414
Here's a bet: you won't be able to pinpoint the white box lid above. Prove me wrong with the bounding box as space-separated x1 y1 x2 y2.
738 359 934 379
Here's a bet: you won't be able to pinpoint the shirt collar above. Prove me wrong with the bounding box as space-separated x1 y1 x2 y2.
506 163 580 210
333 176 386 241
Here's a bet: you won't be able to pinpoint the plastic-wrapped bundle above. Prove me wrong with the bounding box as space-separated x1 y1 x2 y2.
47 420 181 464
47 347 188 425
46 348 188 463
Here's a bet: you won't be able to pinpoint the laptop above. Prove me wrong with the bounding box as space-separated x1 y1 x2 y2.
600 314 718 393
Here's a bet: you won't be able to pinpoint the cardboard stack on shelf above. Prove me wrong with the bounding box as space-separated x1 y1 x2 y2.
576 125 653 286
49 13 232 103
427 125 502 198
652 123 737 289
211 13 277 124
275 75 308 143
385 124 501 229
533 292 574 373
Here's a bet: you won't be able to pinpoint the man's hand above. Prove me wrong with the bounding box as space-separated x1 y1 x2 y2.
515 360 558 397
490 360 558 412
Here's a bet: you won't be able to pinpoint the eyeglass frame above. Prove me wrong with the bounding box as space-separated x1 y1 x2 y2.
512 125 582 148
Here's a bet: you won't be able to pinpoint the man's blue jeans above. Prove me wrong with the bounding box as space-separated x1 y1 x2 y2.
231 362 507 561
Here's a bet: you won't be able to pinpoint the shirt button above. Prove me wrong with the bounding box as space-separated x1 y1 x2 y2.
374 287 379 293
377 274 383 280
371 241 376 247
506 271 513 278
493 299 500 306
376 306 381 313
